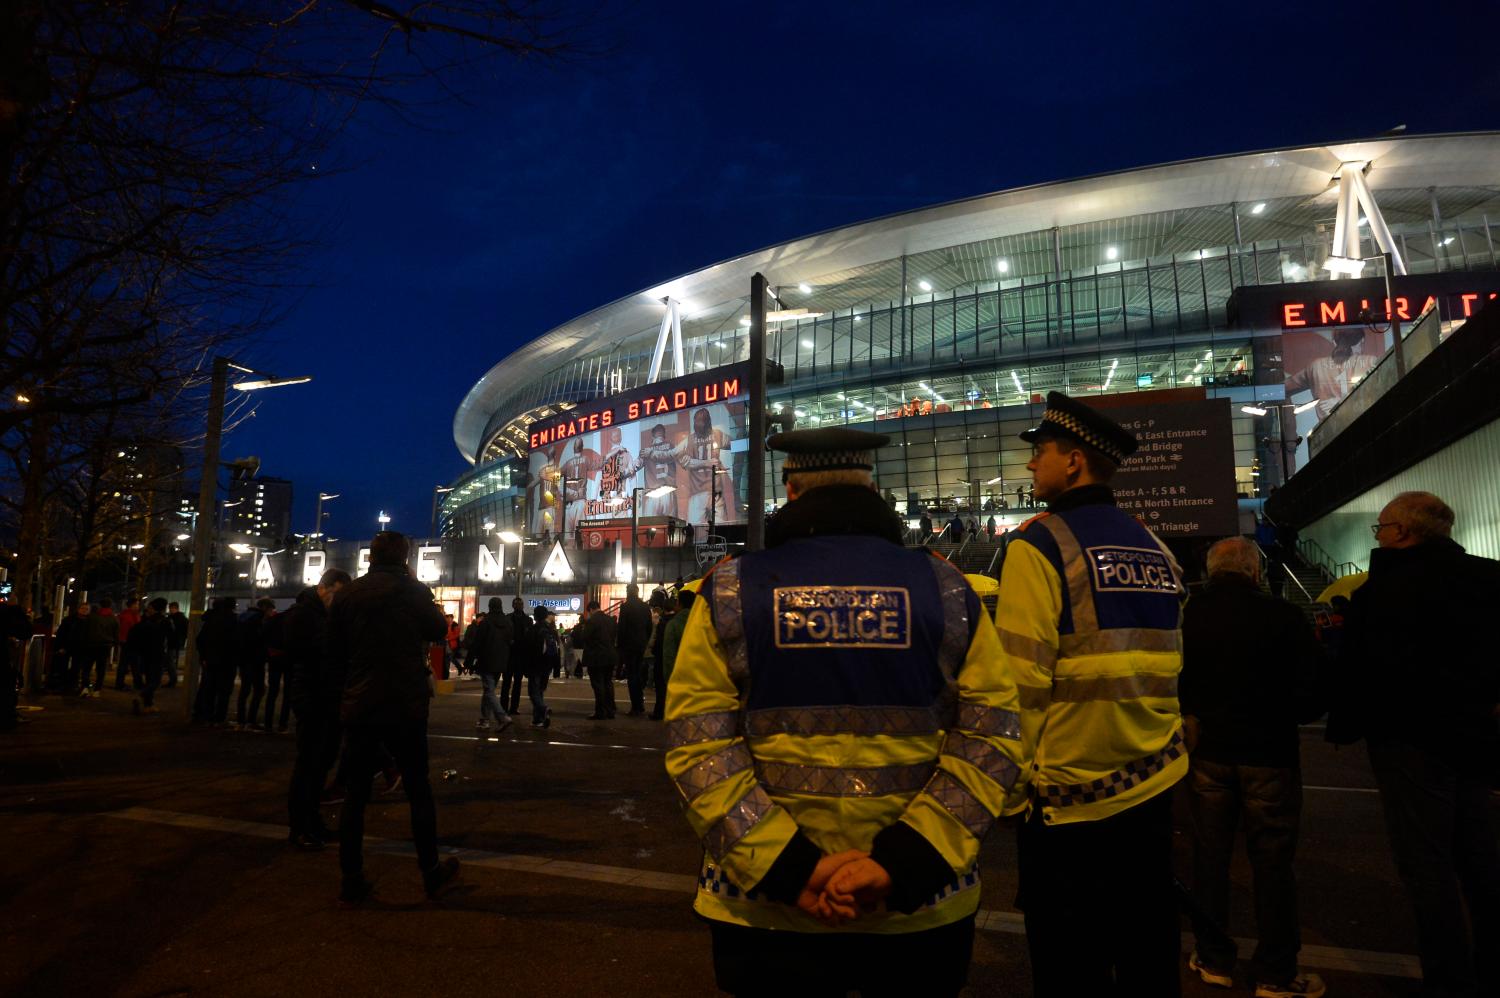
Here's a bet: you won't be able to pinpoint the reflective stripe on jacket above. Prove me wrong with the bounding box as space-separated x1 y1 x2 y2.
664 537 1027 934
995 497 1186 825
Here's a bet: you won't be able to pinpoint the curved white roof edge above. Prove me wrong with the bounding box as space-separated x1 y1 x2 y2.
454 131 1500 461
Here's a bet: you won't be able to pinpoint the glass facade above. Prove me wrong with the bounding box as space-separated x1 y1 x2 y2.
445 185 1500 540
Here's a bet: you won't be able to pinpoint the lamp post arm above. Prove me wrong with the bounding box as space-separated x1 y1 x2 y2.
184 357 228 720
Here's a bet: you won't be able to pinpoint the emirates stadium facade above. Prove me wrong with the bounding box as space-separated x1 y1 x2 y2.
444 132 1500 551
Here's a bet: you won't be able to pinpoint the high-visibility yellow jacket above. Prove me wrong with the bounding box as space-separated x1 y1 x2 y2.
994 485 1187 826
665 516 1028 934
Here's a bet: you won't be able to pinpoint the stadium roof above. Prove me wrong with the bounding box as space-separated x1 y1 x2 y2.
455 131 1500 462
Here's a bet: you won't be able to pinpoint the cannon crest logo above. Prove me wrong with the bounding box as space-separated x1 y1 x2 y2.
773 586 911 650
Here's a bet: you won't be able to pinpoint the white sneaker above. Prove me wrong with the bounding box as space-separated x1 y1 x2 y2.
1188 952 1234 989
1255 973 1326 998
475 720 490 730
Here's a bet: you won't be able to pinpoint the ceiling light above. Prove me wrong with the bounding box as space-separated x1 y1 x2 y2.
1204 350 1213 360
1358 216 1369 226
498 530 522 543
1442 236 1455 246
228 543 253 555
801 339 814 349
996 259 1009 273
986 476 1004 485
798 283 811 294
1293 399 1321 414
1241 405 1268 416
15 394 29 404
1250 202 1266 214
918 280 932 292
1106 246 1119 260
740 317 751 326
1011 371 1025 394
1192 363 1204 373
694 362 705 370
1323 256 1366 276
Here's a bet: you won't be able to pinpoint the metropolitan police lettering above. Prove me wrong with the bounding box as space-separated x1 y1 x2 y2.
1085 545 1178 594
773 586 912 649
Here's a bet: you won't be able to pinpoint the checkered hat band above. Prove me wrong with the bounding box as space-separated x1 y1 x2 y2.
782 450 873 472
1041 409 1125 462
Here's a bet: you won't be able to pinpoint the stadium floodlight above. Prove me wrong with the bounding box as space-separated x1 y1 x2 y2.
1323 255 1365 277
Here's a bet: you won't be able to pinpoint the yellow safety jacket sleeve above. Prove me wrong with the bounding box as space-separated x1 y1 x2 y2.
664 596 810 896
869 562 1029 912
992 538 1062 815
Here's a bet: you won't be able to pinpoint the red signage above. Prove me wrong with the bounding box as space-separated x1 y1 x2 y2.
527 363 749 451
1280 290 1497 329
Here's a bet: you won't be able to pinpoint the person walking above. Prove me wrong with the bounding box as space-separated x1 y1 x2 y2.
1327 491 1500 998
573 601 618 720
466 597 514 732
193 598 240 725
0 596 32 730
918 509 933 543
443 614 461 679
617 583 652 716
78 601 112 696
458 611 486 677
659 586 694 691
112 597 139 690
328 531 457 906
525 606 555 728
283 568 351 850
665 428 1027 997
165 601 188 688
233 598 274 730
262 604 293 732
128 598 173 716
1181 537 1327 998
503 596 532 716
995 391 1188 997
647 595 676 720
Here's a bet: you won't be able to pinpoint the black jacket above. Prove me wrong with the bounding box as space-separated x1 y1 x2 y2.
1328 537 1500 777
617 597 653 654
283 587 334 712
125 612 172 668
234 607 270 668
329 563 447 724
572 611 618 670
508 609 534 668
1180 573 1324 769
195 604 239 669
465 612 514 676
167 611 189 651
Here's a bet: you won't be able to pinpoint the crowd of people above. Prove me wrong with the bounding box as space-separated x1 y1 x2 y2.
1 389 1495 998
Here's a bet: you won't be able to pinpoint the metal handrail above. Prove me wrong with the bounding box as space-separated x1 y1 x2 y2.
985 540 1004 578
1251 540 1313 602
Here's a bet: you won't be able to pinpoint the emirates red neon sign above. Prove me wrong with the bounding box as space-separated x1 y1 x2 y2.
1281 291 1497 329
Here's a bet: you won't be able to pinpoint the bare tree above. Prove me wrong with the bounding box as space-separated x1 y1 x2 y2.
0 1 589 610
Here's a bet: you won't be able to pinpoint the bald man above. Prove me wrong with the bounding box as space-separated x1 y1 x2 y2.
1329 491 1500 998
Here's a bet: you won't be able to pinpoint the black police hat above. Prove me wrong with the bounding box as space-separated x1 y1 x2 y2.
1018 391 1137 463
768 427 890 482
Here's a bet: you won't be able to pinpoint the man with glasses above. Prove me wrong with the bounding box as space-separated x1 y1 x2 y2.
1329 491 1500 998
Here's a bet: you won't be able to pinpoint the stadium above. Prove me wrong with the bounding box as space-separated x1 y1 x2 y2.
441 131 1500 598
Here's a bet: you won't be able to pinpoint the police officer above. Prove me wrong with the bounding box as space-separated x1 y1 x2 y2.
665 428 1028 997
997 391 1187 997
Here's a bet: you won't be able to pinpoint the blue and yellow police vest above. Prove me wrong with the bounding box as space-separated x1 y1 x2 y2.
995 499 1187 825
665 535 1028 933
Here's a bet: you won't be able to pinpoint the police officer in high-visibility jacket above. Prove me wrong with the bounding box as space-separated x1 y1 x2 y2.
665 428 1028 997
999 391 1187 997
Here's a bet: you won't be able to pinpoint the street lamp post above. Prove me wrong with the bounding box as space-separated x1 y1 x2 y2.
430 485 454 539
313 491 339 547
184 359 310 721
498 531 523 598
377 510 391 532
632 485 675 587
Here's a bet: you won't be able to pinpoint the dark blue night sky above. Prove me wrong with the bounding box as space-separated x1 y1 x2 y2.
226 1 1499 540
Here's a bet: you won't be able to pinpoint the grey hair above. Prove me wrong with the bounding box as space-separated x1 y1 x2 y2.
1387 491 1455 539
1206 536 1260 581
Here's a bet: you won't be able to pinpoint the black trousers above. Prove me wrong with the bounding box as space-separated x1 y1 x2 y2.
1186 758 1303 985
288 705 341 837
83 648 109 691
587 661 616 718
263 661 292 731
650 654 667 718
708 915 974 997
621 647 646 711
138 656 166 708
236 659 266 726
500 657 527 715
1017 789 1181 998
116 649 142 689
1367 738 1500 998
338 717 439 883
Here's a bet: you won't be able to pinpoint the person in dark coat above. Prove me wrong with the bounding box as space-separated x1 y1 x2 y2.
525 605 556 728
649 595 677 720
918 510 933 543
165 601 189 687
1180 537 1326 997
466 596 514 731
504 596 532 715
328 531 456 905
1327 491 1500 998
194 598 239 724
262 606 293 732
233 599 274 729
616 584 653 716
126 598 173 715
573 601 618 720
0 597 32 730
283 569 351 849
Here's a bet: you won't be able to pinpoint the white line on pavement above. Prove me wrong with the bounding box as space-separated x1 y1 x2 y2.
1304 785 1380 793
430 732 662 753
103 807 1420 979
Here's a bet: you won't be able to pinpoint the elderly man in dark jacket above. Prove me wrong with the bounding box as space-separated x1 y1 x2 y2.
503 596 532 715
1328 491 1500 998
328 532 456 905
194 598 239 724
573 601 619 720
283 568 351 850
465 596 514 732
1180 537 1325 998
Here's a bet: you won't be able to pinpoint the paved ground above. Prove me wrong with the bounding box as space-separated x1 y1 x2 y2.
0 676 1470 997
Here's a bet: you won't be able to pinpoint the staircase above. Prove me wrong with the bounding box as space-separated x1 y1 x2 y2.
1265 558 1329 618
915 538 1003 579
